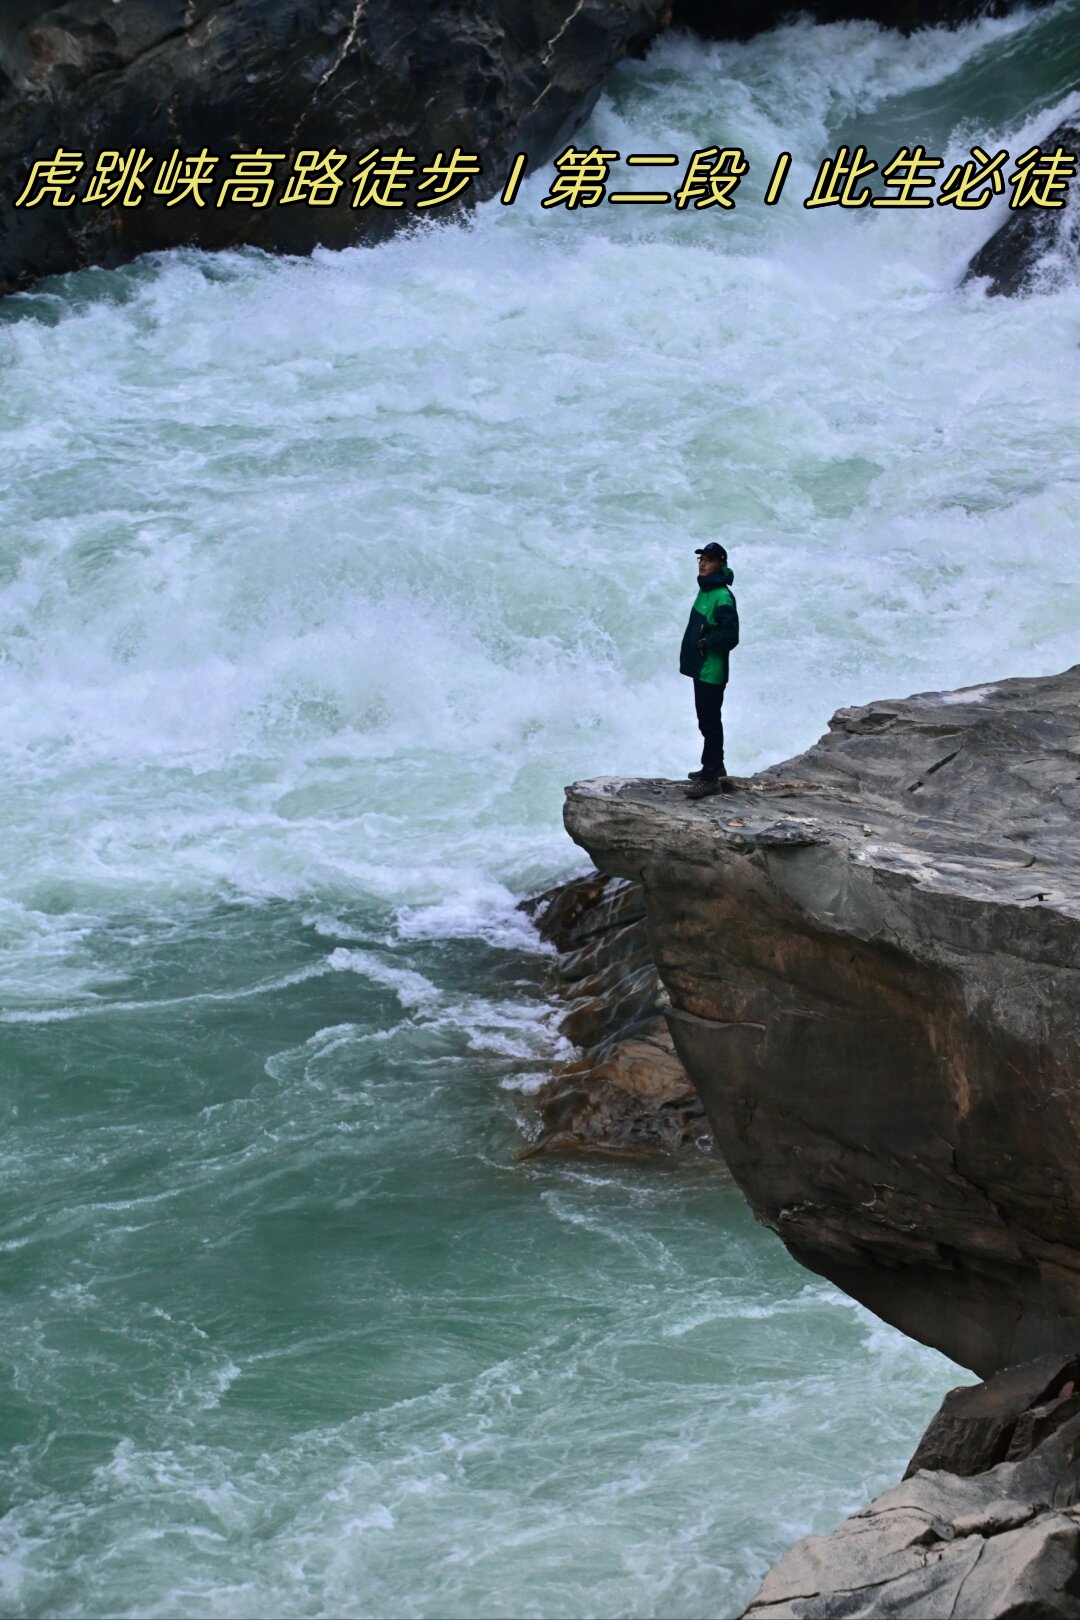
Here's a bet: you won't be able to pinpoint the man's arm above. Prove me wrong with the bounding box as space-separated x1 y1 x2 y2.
702 595 739 652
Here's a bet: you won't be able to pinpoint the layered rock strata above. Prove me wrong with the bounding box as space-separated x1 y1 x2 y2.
564 667 1080 1377
521 869 711 1156
743 1352 1080 1618
0 0 669 293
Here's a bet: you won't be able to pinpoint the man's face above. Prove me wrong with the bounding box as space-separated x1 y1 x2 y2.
697 553 721 576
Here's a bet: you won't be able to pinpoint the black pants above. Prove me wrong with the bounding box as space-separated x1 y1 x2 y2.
693 678 726 780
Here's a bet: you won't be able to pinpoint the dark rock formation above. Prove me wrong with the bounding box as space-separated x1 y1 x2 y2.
964 119 1080 297
564 667 1080 1377
521 869 711 1155
907 1353 1080 1478
0 0 669 293
743 1353 1080 1618
672 0 1055 40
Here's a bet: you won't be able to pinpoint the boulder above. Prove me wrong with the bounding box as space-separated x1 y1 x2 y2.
907 1353 1080 1478
963 119 1080 297
564 669 1080 1376
0 0 670 293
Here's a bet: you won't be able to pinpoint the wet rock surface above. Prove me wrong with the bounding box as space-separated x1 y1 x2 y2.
521 870 712 1156
564 667 1080 1376
743 1353 1080 1619
963 119 1080 297
0 0 669 292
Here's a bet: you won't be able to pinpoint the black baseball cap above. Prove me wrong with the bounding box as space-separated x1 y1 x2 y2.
695 542 727 562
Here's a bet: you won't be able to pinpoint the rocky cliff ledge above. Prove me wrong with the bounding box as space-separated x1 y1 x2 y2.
564 667 1080 1378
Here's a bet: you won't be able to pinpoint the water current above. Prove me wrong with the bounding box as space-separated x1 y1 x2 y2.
2 5 1079 1614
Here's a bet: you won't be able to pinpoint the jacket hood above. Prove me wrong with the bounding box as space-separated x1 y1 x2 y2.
697 566 734 589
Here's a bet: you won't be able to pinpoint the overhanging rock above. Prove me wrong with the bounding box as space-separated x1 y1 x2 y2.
564 668 1080 1377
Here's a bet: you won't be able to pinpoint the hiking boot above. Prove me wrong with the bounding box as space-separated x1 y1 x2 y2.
684 777 722 799
687 769 707 781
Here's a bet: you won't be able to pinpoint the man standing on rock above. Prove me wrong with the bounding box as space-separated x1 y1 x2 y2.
680 542 739 799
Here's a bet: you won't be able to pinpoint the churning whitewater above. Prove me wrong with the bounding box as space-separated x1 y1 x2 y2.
1 6 1079 1617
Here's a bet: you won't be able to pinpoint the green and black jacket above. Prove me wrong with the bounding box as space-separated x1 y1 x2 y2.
679 566 739 686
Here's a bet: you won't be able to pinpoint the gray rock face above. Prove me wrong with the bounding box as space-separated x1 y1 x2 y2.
744 1437 1080 1617
963 120 1080 297
0 0 669 292
564 667 1080 1376
743 1354 1080 1619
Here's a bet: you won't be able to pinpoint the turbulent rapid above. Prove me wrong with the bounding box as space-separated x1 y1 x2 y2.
1 6 1079 1616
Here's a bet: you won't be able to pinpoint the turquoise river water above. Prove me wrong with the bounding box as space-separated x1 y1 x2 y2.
2 4 1080 1615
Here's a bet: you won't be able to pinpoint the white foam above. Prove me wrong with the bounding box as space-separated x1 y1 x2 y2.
0 6 1076 1000
930 684 999 704
324 948 440 1010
